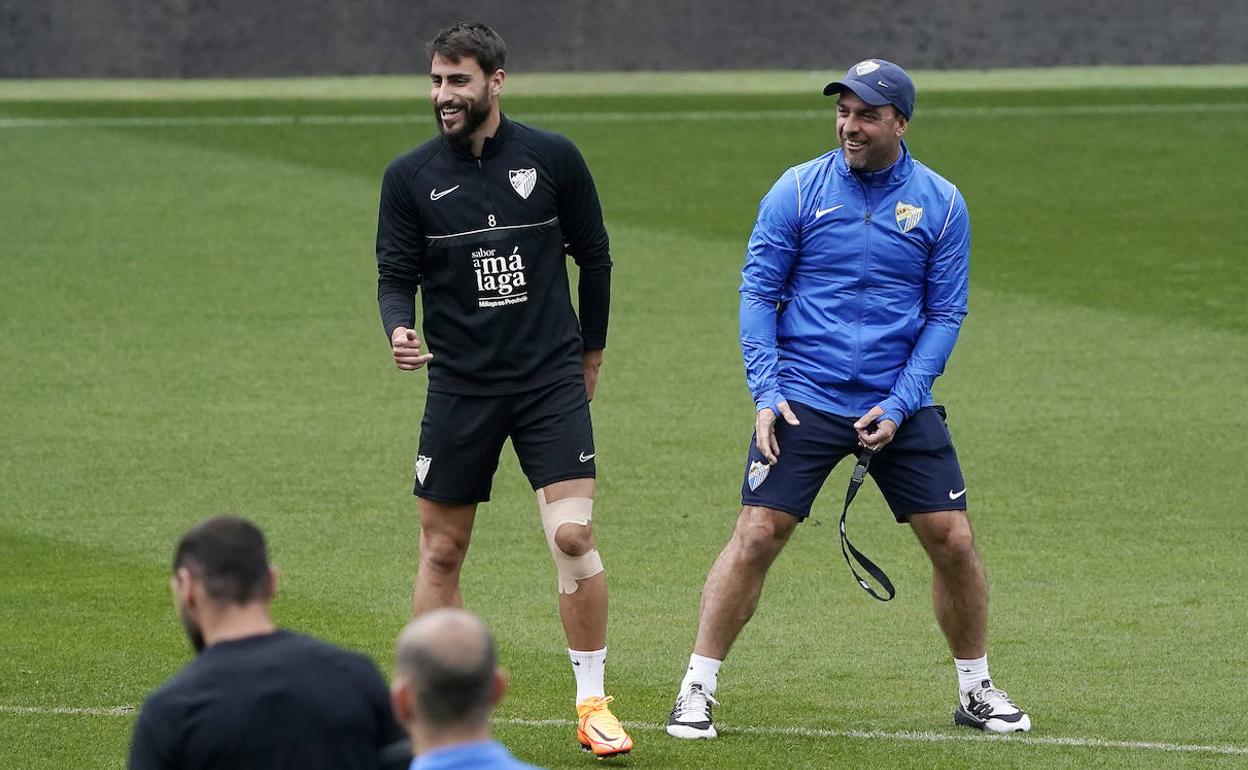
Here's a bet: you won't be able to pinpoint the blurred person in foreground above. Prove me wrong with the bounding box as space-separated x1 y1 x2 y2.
128 515 409 770
665 60 1031 739
391 609 543 769
375 21 630 758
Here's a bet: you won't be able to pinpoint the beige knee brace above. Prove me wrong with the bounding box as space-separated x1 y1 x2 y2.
537 490 604 594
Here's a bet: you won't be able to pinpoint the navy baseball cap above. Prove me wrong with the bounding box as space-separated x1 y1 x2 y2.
823 59 915 118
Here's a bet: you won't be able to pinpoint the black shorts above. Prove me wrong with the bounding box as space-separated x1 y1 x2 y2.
740 402 967 522
413 375 595 504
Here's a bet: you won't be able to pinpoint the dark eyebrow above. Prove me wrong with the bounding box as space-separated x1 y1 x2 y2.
836 103 880 118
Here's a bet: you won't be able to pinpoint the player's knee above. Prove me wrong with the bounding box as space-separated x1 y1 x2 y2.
923 514 976 562
734 508 793 561
420 532 469 574
947 525 975 559
553 522 593 556
539 494 603 593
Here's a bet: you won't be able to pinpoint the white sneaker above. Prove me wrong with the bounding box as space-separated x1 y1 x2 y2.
954 679 1032 733
666 682 719 739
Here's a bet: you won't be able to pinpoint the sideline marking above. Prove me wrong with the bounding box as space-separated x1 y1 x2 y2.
497 717 1248 757
0 705 135 716
3 705 1245 756
1 102 1247 130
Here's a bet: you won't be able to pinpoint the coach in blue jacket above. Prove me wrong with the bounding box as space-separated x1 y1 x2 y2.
666 60 1031 738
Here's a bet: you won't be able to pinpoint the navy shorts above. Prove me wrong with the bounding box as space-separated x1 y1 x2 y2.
413 375 596 505
740 401 967 522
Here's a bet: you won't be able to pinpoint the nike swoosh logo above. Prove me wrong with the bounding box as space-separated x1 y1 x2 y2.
949 488 967 500
591 725 621 742
958 667 972 673
815 204 844 219
579 452 596 463
878 80 890 88
429 185 459 200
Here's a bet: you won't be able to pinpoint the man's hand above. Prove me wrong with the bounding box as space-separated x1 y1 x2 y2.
755 400 800 464
583 348 604 401
854 406 897 451
391 327 433 371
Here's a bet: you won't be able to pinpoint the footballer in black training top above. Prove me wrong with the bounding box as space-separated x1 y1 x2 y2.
373 22 633 758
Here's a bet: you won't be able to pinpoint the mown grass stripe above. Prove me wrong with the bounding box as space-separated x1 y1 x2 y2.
1 101 1246 130
3 65 1248 101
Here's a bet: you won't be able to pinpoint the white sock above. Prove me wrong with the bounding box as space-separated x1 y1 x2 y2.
680 653 722 695
955 655 990 693
569 647 607 703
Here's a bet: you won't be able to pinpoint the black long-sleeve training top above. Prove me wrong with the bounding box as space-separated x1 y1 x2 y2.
376 115 612 395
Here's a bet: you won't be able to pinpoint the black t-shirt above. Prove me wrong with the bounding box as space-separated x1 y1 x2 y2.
376 115 612 395
128 630 407 770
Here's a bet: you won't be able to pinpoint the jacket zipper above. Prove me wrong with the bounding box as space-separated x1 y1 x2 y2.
478 158 497 228
851 177 872 383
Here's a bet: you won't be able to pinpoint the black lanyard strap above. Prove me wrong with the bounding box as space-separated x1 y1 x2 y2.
839 448 895 602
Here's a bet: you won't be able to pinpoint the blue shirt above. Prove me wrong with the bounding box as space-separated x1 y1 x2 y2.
411 740 544 770
740 141 970 428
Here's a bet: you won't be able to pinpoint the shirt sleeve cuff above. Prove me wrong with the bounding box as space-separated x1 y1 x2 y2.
754 390 782 416
877 398 907 429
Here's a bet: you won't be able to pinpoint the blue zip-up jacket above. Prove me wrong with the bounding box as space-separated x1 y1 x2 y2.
740 141 969 429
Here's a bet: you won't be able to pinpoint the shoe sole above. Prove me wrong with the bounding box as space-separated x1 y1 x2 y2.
580 742 632 757
666 724 717 740
953 705 1031 733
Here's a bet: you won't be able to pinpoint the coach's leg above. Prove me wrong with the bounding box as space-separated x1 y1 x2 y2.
413 498 478 615
694 505 798 659
909 509 987 658
912 508 1031 731
539 477 606 649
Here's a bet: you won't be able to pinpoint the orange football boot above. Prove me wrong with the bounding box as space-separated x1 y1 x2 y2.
576 695 633 758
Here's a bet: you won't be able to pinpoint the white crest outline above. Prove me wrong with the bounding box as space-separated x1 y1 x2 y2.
415 455 432 486
509 168 537 199
895 201 924 233
747 460 771 492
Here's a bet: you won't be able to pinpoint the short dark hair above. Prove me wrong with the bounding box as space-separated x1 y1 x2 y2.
396 616 497 728
173 516 271 605
427 22 507 75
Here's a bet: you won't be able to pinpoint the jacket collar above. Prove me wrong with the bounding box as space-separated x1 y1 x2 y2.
834 139 914 187
442 113 511 160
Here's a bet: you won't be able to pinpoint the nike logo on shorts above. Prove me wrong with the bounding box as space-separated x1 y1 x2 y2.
949 488 967 500
580 452 596 463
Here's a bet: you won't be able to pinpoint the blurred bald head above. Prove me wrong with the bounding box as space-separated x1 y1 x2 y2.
394 609 499 730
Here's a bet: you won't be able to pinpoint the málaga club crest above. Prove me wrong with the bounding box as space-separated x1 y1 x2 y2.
509 168 536 199
895 201 923 233
747 460 770 491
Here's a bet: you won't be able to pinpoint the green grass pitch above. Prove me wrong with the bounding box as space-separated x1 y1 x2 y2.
1 68 1246 769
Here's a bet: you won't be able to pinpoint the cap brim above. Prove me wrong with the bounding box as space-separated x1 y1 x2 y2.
823 79 891 107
